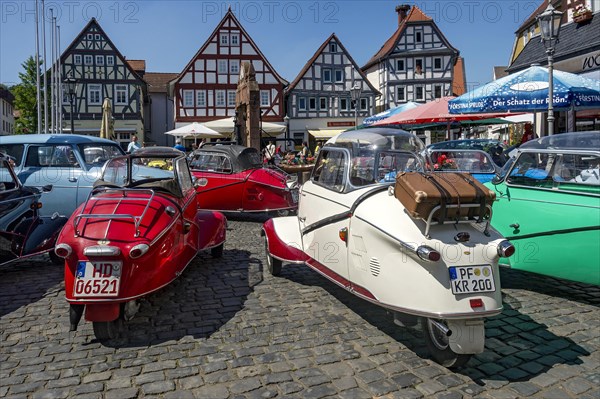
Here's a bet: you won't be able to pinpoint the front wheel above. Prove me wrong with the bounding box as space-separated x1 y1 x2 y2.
211 243 224 258
93 320 121 342
264 238 282 276
421 318 472 368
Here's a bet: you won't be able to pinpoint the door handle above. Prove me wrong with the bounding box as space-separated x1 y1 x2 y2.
68 177 78 182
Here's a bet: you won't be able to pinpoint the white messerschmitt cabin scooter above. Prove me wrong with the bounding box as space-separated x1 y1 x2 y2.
262 128 515 367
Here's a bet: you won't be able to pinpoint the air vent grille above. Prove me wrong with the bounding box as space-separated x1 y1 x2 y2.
369 257 381 277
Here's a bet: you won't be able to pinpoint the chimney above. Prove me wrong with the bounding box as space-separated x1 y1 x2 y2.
395 4 411 25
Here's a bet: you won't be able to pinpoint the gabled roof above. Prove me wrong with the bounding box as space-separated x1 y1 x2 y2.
362 5 437 71
286 33 380 95
126 60 146 73
145 72 179 93
507 14 600 72
174 9 287 85
515 0 550 34
58 18 145 84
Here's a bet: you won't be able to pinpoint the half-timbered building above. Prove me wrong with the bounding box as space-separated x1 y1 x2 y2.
362 5 466 112
286 33 380 144
172 9 287 127
59 18 147 147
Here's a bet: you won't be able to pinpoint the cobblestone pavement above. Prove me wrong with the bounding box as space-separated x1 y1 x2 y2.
1 214 599 399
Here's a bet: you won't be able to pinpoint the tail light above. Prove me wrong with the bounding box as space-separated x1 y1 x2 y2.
30 202 43 209
129 244 149 259
417 245 441 262
470 298 484 309
339 227 348 242
497 240 515 258
54 243 72 258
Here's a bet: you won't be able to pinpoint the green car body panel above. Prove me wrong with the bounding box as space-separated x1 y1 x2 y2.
486 132 600 286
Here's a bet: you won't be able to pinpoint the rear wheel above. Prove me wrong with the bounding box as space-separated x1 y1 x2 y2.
421 318 472 368
264 238 282 276
211 243 224 258
92 320 121 342
49 250 63 265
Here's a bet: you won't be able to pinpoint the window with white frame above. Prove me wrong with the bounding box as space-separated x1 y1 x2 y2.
74 54 82 65
415 59 423 75
319 97 327 110
340 98 348 110
84 55 93 65
231 34 239 45
329 43 337 52
183 90 194 107
396 59 405 71
87 34 93 40
415 85 425 101
334 69 344 82
115 85 128 105
196 90 206 107
107 56 114 66
216 90 226 106
433 57 442 70
434 85 443 99
230 59 239 74
88 84 101 105
220 34 228 45
309 97 316 110
218 60 227 74
260 91 269 106
298 97 306 110
397 86 406 102
96 55 104 66
323 68 332 82
95 34 101 40
360 98 368 110
228 91 236 106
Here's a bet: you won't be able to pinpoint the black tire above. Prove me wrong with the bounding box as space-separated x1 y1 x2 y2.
211 243 224 258
49 250 63 265
421 318 472 368
264 238 282 276
93 320 120 342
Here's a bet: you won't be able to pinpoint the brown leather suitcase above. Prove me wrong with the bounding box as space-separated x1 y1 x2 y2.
394 172 496 221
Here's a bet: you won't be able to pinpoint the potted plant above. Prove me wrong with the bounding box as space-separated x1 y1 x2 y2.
573 4 592 23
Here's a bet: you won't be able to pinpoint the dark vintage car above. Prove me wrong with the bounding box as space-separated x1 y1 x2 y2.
189 144 299 214
0 155 67 266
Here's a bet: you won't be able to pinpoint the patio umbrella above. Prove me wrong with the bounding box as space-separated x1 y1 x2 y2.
203 117 286 137
99 98 114 140
448 65 600 114
165 122 224 144
363 102 420 125
374 97 518 126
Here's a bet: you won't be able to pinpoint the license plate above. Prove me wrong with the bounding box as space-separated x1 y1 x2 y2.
291 190 299 203
449 265 495 295
73 261 122 297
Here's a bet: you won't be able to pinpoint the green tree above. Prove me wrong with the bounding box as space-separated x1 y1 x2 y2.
12 56 42 134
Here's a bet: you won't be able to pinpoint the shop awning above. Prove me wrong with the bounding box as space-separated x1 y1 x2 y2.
308 129 348 139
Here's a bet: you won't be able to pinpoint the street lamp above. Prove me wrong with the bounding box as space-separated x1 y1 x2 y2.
350 82 362 130
283 114 290 150
64 76 77 134
537 3 563 136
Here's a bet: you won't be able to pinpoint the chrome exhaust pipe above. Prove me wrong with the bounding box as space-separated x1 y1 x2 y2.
430 319 452 337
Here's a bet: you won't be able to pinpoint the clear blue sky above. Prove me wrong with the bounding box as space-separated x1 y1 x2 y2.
1 1 541 89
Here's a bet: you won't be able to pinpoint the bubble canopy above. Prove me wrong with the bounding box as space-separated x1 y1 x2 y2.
326 128 425 155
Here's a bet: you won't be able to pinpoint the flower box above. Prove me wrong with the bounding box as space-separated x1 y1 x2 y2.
573 10 592 23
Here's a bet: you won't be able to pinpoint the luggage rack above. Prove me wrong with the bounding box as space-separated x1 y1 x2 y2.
422 203 493 238
73 187 156 238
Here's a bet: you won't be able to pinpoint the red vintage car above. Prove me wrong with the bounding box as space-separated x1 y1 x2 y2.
55 147 227 341
189 144 299 214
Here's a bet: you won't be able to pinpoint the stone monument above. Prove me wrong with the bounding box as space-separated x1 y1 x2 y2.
235 62 261 151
